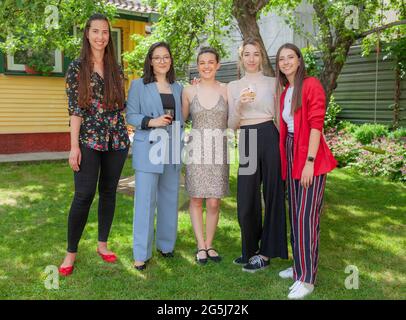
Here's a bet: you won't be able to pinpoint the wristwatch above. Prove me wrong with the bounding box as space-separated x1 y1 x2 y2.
307 156 315 162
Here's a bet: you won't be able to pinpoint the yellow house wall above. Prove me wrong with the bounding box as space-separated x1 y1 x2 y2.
0 74 68 134
0 18 147 135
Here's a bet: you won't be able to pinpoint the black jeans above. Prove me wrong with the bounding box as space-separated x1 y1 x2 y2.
67 145 128 253
237 121 288 262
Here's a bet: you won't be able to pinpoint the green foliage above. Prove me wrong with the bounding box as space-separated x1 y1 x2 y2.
324 95 342 130
353 123 389 145
388 127 406 140
325 127 361 167
326 123 406 182
352 137 406 183
361 3 406 79
0 0 117 59
302 46 321 77
123 33 158 77
18 49 54 74
125 0 233 78
339 120 358 133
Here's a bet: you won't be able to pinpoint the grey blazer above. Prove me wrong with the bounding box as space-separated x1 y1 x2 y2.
126 78 184 173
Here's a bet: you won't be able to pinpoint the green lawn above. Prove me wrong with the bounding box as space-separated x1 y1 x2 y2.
0 158 405 300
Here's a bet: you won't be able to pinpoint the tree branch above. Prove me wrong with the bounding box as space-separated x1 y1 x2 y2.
254 0 269 12
356 19 406 39
312 0 333 49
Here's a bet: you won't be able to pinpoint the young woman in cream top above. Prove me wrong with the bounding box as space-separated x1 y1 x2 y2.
227 38 288 273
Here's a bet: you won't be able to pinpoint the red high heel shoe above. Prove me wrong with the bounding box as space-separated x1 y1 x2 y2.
59 265 74 276
97 249 117 263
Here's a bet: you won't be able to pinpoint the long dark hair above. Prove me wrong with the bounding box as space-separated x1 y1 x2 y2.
142 42 176 84
77 13 124 110
275 43 307 115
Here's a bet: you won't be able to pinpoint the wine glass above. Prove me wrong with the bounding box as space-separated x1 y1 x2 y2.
164 109 174 124
247 84 257 101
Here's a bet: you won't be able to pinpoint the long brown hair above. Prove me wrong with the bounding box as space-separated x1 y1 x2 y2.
275 43 307 115
77 13 124 110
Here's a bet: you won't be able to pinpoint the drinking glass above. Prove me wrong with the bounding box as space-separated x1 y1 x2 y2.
164 109 174 124
247 84 257 101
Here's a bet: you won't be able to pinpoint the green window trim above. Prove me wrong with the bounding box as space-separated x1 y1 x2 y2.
0 51 5 73
63 55 72 74
117 13 150 22
3 70 65 77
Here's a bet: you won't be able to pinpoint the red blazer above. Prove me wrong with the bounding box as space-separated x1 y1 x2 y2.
279 77 337 180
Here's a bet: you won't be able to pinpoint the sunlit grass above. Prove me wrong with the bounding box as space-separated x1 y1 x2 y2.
0 159 404 300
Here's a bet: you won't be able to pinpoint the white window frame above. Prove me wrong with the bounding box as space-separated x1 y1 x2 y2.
6 50 63 73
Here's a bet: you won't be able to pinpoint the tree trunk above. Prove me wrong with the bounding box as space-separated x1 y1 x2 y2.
319 58 342 103
319 41 352 104
393 62 401 129
232 0 274 76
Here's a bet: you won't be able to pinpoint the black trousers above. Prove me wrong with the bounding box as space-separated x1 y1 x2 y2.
237 121 288 262
67 145 128 253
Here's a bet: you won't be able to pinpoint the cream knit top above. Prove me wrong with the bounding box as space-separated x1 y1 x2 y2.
227 71 276 129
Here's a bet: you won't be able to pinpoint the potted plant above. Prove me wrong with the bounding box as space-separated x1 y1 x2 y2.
17 48 55 75
24 49 55 75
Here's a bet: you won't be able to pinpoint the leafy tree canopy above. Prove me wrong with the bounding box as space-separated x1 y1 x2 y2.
126 0 405 93
0 0 117 58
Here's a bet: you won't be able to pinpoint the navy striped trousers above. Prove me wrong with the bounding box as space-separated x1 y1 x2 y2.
286 133 326 284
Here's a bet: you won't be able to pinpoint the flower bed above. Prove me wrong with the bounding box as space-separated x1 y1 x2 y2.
325 123 406 183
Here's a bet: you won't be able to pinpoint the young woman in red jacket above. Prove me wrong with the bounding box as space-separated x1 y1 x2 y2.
275 43 337 299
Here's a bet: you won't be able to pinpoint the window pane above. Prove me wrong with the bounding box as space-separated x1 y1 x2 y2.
14 51 28 65
13 50 56 66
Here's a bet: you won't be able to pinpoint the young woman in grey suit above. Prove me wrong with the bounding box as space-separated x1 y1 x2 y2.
126 42 184 270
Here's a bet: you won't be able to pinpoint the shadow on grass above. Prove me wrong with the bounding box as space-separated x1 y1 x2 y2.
317 169 406 298
0 162 405 299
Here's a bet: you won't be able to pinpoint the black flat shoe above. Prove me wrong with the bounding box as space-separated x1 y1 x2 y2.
134 263 146 271
207 248 222 262
195 249 208 265
157 249 174 258
233 256 246 265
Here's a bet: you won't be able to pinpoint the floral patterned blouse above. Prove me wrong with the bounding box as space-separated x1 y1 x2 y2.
65 59 130 151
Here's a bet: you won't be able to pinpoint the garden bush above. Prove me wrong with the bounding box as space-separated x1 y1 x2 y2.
325 124 406 182
302 46 321 78
325 128 362 167
352 137 406 183
339 121 358 134
324 95 342 130
388 127 406 140
353 123 389 144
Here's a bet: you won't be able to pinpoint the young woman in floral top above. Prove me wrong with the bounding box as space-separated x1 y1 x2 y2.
59 13 130 276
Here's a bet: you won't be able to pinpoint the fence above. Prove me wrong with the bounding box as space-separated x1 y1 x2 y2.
188 45 405 127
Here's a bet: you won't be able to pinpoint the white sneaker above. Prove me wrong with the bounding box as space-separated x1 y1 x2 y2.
288 281 314 300
289 280 301 291
279 267 293 279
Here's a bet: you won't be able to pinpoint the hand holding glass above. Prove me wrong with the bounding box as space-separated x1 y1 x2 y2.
164 109 174 124
240 84 256 104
